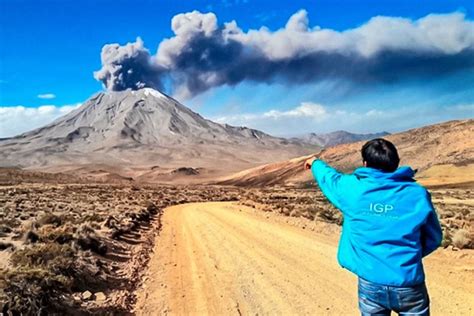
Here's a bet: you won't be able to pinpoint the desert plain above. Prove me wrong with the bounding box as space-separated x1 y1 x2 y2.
0 165 472 315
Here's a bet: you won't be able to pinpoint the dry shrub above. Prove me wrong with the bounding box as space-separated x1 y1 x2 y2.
146 201 158 214
441 228 452 248
11 244 75 274
36 213 62 227
75 236 107 255
25 230 39 243
2 242 106 314
452 229 473 249
0 267 72 315
2 244 76 314
318 208 336 221
83 213 104 223
74 224 107 255
38 224 74 244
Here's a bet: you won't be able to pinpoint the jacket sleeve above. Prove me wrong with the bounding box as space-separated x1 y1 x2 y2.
421 193 443 257
311 159 346 211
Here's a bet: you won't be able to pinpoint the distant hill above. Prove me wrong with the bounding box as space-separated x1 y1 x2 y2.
216 119 474 187
290 131 390 147
0 88 318 181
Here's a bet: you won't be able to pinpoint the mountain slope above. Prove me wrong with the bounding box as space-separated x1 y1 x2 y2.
217 119 474 186
291 131 390 147
0 88 318 177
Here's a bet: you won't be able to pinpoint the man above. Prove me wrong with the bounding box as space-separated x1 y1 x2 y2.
304 138 442 316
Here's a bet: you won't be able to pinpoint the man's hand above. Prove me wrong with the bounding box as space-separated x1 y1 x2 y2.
304 157 317 170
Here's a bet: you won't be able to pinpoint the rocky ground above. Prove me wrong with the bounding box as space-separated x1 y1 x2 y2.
0 179 472 314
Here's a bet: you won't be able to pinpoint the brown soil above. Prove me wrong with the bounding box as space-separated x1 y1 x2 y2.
135 202 474 315
217 119 474 187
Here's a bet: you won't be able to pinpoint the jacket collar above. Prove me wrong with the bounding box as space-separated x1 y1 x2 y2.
353 166 416 181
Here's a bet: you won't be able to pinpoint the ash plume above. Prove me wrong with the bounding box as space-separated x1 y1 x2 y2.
94 37 165 91
94 10 474 99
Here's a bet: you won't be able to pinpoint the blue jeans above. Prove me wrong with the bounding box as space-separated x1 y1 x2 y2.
358 277 430 316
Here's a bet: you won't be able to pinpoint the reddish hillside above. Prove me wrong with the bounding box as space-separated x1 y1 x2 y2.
216 119 474 187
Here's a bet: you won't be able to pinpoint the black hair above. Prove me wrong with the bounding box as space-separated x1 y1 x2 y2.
361 138 400 172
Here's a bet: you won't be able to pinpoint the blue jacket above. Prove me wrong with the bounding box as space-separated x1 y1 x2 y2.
311 160 442 286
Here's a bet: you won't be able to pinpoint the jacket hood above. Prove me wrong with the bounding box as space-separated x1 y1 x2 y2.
353 166 416 181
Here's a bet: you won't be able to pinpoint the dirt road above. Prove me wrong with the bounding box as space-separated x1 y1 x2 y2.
135 202 474 315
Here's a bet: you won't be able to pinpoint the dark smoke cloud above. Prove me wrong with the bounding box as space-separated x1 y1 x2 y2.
94 38 165 91
94 10 474 99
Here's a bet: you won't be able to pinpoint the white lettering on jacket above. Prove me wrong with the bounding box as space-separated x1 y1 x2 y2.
369 203 394 213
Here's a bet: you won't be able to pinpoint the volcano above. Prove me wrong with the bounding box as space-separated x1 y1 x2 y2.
0 88 318 181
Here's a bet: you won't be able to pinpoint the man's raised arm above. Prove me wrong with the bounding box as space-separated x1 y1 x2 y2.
305 157 345 211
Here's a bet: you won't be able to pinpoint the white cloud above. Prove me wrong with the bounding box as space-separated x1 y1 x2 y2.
214 102 328 123
213 102 474 136
37 93 56 99
0 104 81 138
263 102 328 120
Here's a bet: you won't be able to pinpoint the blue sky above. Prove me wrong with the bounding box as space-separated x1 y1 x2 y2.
0 0 473 137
